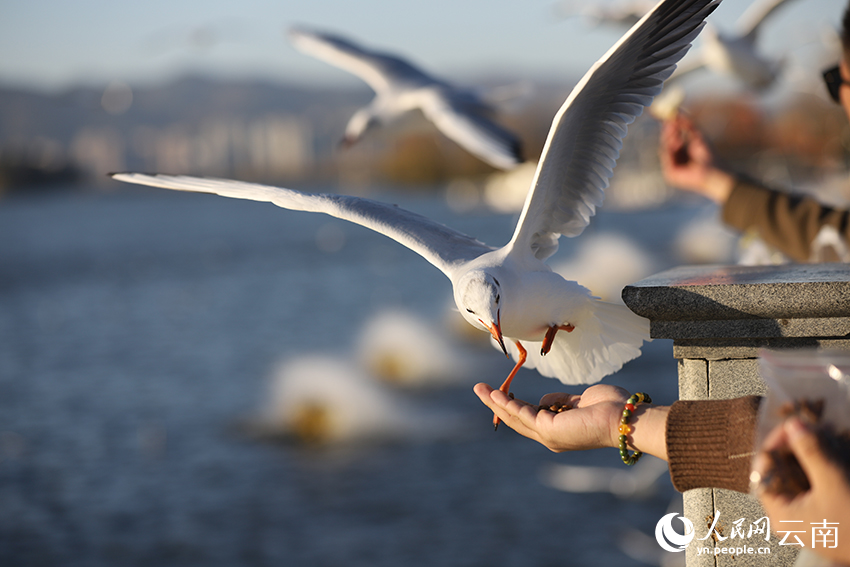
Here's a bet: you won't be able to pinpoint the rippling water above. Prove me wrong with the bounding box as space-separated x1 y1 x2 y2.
0 185 709 566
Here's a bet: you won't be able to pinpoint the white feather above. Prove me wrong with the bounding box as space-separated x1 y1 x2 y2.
113 0 718 391
667 0 801 91
288 27 524 170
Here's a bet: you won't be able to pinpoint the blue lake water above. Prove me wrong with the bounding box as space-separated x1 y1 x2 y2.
0 184 712 566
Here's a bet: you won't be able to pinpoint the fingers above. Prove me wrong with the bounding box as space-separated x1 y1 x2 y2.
660 112 703 154
755 417 847 502
752 419 789 481
660 118 683 156
473 382 494 399
472 383 546 439
783 417 846 490
486 386 539 422
473 382 527 419
760 418 790 452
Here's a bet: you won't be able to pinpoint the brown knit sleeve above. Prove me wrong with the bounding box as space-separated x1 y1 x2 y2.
722 179 850 263
666 396 762 493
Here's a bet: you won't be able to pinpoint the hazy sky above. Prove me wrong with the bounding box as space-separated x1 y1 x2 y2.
0 0 843 92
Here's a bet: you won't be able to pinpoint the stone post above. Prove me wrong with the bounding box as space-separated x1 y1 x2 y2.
622 263 850 567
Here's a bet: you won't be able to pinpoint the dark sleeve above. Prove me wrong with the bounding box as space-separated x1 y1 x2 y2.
666 396 762 493
722 179 850 263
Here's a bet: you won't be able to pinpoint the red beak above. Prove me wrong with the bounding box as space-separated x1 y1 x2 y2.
483 313 508 358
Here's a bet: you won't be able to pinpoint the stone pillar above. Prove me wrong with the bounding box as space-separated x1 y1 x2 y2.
622 263 850 567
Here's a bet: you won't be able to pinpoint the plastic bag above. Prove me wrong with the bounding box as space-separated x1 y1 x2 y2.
756 349 850 446
755 349 850 494
753 348 850 567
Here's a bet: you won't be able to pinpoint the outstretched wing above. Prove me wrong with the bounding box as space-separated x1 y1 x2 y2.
735 0 797 42
421 91 524 170
288 27 436 92
509 0 719 261
110 173 492 277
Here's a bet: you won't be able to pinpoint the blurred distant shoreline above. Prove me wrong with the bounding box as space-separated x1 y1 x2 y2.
0 73 847 204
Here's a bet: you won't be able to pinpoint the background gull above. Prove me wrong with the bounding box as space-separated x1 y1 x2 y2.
288 26 525 171
112 0 719 428
540 455 670 498
554 0 658 29
667 0 801 90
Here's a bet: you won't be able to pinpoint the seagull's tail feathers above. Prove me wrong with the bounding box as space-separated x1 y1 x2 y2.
510 300 649 385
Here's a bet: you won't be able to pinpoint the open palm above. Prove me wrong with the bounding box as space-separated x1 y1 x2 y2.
474 383 631 453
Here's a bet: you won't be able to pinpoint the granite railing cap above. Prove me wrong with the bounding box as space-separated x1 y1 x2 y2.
621 264 850 340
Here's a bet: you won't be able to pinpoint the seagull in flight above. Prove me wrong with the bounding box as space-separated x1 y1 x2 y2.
555 0 658 29
113 0 719 428
287 26 524 171
667 0 799 90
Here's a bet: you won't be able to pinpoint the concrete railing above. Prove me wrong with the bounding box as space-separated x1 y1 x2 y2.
622 263 850 567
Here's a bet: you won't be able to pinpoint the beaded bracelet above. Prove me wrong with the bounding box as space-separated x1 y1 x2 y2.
618 392 652 466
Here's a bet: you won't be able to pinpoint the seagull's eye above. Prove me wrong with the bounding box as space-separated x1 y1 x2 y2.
495 294 500 304
466 308 475 314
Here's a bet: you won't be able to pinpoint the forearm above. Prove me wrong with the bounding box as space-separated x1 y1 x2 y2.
620 403 670 461
723 180 850 262
666 396 762 493
699 167 736 204
607 403 670 461
612 396 762 492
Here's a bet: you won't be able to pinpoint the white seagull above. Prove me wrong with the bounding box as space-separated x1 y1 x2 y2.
667 0 799 90
287 26 524 170
113 0 719 428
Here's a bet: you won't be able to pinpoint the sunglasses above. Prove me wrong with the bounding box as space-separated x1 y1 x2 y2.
823 65 846 103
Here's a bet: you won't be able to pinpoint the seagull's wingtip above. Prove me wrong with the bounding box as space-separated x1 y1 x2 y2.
513 142 525 165
109 171 152 179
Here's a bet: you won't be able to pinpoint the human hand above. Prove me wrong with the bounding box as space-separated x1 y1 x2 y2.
659 112 735 204
754 417 850 563
473 383 669 459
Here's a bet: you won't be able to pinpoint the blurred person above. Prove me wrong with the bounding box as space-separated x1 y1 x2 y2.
658 2 850 263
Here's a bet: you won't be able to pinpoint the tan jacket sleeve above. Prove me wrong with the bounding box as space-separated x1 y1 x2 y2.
666 396 762 493
722 180 850 263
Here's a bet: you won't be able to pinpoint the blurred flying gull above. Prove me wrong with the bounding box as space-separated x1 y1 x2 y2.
288 26 525 171
554 0 658 28
112 0 718 429
540 455 669 498
668 0 801 90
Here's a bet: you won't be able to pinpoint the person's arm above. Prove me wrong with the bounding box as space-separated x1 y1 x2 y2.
473 383 669 459
722 180 850 263
658 112 736 204
474 383 760 493
660 111 850 263
666 396 761 493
